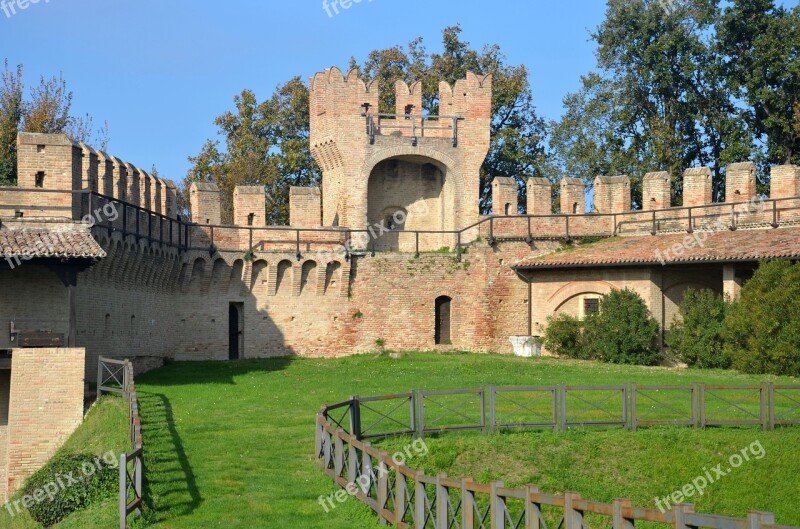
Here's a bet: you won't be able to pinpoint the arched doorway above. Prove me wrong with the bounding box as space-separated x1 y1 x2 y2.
435 296 452 345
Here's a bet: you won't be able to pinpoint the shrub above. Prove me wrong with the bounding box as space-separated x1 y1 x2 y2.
542 313 588 359
666 289 731 368
584 289 661 365
723 260 800 375
22 453 117 526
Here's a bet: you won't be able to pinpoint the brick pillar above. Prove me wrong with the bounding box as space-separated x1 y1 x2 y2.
96 151 114 197
723 265 743 300
643 171 671 210
233 186 266 226
163 180 178 219
491 177 518 215
682 167 713 207
526 177 552 215
593 175 631 213
290 187 322 227
6 348 85 497
189 181 221 225
725 162 756 203
770 165 799 199
560 178 585 214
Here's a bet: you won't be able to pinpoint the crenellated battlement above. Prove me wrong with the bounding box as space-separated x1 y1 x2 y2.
0 133 177 221
309 67 492 238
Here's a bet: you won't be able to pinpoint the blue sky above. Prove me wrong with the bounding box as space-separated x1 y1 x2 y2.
1 0 625 182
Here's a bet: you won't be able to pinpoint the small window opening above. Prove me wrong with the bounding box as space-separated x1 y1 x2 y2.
504 203 512 215
36 145 45 153
404 104 414 118
572 202 579 214
584 298 600 317
35 172 45 188
247 213 255 226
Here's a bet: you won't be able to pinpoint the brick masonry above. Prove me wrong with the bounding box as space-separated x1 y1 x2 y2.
3 348 84 499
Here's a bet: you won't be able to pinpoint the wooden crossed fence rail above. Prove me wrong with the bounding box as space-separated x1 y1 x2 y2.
315 383 800 529
97 356 143 529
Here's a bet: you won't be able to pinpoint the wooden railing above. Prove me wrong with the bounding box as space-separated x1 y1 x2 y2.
98 357 143 529
315 383 800 529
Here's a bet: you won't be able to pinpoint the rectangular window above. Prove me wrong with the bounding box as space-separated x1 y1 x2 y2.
35 172 45 188
584 298 600 316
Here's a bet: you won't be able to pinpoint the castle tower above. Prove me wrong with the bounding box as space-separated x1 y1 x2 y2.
309 67 491 250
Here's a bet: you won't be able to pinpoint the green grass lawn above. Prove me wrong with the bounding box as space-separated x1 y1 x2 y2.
4 353 800 529
129 352 799 529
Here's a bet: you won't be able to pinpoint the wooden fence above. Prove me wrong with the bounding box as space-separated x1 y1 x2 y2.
97 357 143 529
315 383 800 529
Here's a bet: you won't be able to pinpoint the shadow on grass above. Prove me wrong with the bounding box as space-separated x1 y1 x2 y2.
138 356 295 386
138 392 203 523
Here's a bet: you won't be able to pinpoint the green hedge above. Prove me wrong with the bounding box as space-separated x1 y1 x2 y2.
723 260 800 375
20 452 117 526
666 289 731 368
543 288 660 365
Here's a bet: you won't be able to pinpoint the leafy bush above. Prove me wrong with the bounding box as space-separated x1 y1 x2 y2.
723 260 800 375
583 289 661 365
22 453 117 526
542 313 588 359
666 289 731 368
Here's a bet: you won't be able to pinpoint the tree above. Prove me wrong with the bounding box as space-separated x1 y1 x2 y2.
0 60 23 186
666 289 731 368
717 0 800 167
0 62 108 186
184 77 319 224
550 0 754 205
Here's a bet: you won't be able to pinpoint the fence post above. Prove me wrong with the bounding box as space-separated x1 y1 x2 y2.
377 452 389 525
97 358 104 396
488 385 496 434
699 384 706 428
490 480 505 529
481 386 488 436
119 452 127 529
361 444 373 498
350 396 362 440
760 383 769 432
673 504 696 529
347 440 358 485
564 492 584 529
462 478 475 529
622 384 629 430
436 473 448 529
417 390 425 439
314 415 323 461
559 384 567 432
612 499 635 529
414 472 427 528
525 485 541 529
395 468 406 525
334 431 344 478
134 452 142 516
323 427 332 470
630 384 637 431
768 384 775 431
747 511 775 529
692 384 699 428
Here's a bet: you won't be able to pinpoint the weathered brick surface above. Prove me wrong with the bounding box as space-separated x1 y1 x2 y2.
234 186 267 227
726 162 757 203
526 177 552 215
289 187 321 227
189 182 221 225
683 167 713 207
5 348 84 497
593 175 631 214
492 177 517 215
560 178 585 214
643 172 671 210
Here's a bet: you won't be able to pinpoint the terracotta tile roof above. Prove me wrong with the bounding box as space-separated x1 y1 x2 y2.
514 226 800 269
0 229 106 259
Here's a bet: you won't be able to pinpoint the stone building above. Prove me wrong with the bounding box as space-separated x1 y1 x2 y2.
0 68 800 497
